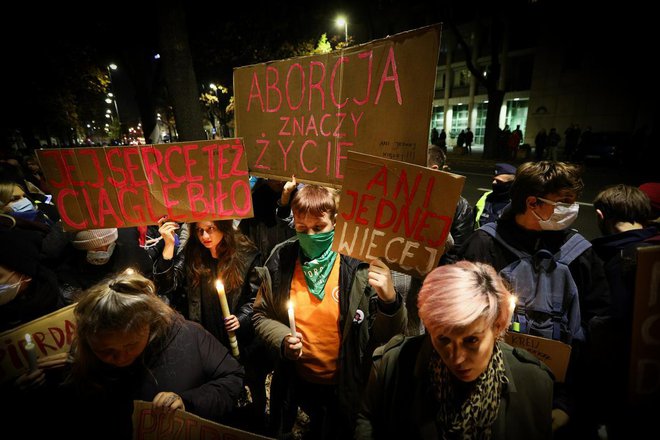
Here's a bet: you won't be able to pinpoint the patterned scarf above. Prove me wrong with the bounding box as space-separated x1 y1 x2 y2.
430 344 508 439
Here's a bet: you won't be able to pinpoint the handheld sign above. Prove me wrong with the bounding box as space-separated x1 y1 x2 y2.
332 151 464 277
0 304 76 384
133 400 273 439
628 246 660 402
36 139 253 231
234 24 441 187
504 331 572 382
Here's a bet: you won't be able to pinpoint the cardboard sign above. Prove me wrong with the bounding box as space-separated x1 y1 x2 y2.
504 331 571 382
628 246 660 402
234 25 441 187
332 151 464 277
132 400 273 439
36 139 253 231
0 304 76 384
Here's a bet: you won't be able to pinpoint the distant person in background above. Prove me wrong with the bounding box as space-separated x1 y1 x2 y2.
430 127 439 146
439 129 447 153
547 128 561 161
465 127 474 155
474 163 517 228
535 128 548 160
355 261 554 439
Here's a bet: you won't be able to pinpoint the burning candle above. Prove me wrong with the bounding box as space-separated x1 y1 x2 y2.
287 300 297 336
509 295 520 332
24 333 38 372
215 280 240 358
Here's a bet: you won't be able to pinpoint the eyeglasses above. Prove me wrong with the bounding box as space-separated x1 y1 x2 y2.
537 197 573 207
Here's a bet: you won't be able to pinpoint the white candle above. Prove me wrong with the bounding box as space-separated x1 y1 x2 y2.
215 280 240 358
287 300 297 336
24 333 38 372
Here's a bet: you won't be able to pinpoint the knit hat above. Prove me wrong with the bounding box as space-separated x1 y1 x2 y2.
494 163 517 176
639 183 660 214
72 228 118 250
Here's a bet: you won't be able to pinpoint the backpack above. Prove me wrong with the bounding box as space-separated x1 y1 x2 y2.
481 222 592 344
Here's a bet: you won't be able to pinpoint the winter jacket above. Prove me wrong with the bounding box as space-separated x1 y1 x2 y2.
356 335 553 439
252 237 407 434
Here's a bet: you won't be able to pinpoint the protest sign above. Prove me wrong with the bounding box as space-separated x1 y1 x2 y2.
628 246 660 401
0 304 76 384
504 331 571 382
36 139 253 231
234 24 441 187
332 151 464 277
133 400 273 439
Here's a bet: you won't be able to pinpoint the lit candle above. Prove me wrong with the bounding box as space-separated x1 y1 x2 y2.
287 300 297 336
24 333 38 372
509 295 520 332
215 280 240 358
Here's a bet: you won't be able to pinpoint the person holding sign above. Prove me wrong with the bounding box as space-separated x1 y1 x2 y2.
355 261 554 439
8 271 244 438
154 219 270 431
253 184 406 439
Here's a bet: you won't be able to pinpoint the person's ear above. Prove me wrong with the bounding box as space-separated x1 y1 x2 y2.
595 208 605 222
525 196 538 210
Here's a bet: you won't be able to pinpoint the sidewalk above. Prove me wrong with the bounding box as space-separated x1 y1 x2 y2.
444 144 509 174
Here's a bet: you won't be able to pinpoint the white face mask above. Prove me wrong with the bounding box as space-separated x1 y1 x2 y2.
533 197 579 231
86 242 116 265
0 274 31 306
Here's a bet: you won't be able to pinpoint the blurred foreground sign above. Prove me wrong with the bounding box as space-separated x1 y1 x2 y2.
36 140 253 231
133 400 273 439
332 151 464 277
234 24 441 187
0 304 76 384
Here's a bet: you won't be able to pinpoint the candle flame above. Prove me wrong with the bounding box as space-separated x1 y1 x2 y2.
124 268 135 275
287 300 294 309
508 295 517 313
215 280 224 292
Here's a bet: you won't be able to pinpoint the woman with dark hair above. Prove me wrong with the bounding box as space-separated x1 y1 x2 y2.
356 261 554 439
154 219 267 430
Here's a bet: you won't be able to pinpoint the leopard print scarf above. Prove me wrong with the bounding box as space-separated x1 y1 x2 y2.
430 344 508 439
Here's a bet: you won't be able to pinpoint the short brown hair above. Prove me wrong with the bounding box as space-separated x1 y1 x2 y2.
593 184 651 224
509 161 584 215
290 185 337 219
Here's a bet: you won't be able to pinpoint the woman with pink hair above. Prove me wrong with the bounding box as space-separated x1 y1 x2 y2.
356 261 554 439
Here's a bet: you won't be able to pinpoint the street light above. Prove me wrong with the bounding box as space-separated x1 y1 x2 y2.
336 16 348 43
106 64 121 129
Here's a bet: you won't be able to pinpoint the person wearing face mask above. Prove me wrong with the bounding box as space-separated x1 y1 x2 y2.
0 227 62 331
460 161 611 439
253 183 406 440
474 163 517 229
0 181 54 227
56 228 153 303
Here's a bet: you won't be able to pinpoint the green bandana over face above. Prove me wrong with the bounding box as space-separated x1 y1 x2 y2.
297 231 337 300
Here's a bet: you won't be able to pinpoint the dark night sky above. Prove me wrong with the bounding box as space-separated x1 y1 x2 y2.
1 1 649 143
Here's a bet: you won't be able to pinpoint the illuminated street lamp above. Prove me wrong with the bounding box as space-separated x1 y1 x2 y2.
336 16 348 43
106 64 121 128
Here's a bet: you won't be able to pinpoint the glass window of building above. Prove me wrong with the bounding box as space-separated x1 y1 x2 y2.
450 104 468 139
475 102 488 145
506 99 529 141
431 106 444 129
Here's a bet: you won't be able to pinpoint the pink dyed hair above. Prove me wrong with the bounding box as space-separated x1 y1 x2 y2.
418 261 513 338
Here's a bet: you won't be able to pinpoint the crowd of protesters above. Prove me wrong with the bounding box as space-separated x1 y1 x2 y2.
0 146 658 439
